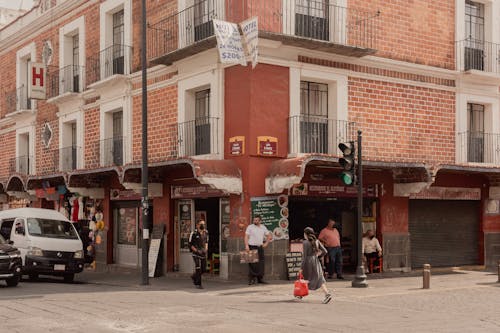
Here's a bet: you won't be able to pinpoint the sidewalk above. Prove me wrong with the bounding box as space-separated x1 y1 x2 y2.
78 266 500 299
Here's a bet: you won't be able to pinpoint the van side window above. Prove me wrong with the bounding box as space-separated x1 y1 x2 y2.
0 219 14 240
14 219 25 236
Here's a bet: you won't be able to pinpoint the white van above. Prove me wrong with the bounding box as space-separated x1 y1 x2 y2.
0 208 84 282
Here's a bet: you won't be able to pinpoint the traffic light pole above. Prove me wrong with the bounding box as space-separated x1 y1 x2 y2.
140 0 150 286
352 130 368 288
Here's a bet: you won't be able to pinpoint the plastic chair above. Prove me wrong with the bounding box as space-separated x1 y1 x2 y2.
369 256 383 273
210 253 220 274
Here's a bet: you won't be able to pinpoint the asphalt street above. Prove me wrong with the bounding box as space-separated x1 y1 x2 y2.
0 269 499 333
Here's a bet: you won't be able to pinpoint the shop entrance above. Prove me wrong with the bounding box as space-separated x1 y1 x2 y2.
288 197 357 271
175 197 221 274
112 201 144 267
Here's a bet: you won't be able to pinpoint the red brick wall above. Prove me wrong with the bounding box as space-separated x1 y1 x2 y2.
349 0 455 69
131 84 178 164
348 77 455 163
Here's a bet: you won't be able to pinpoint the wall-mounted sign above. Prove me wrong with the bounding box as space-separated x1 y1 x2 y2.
290 183 378 198
29 62 46 100
171 185 225 199
229 136 245 155
257 136 278 156
409 187 481 200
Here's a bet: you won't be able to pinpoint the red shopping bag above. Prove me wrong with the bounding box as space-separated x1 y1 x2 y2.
294 273 309 298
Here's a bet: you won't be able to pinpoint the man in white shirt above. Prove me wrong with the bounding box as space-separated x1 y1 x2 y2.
362 229 382 273
244 215 272 285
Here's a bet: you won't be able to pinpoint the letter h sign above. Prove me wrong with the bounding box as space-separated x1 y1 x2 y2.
29 62 47 100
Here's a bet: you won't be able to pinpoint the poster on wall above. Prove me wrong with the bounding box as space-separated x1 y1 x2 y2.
179 200 193 251
220 198 231 253
250 195 289 240
117 207 137 245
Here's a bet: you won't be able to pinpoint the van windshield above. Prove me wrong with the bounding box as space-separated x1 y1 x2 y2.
27 218 79 240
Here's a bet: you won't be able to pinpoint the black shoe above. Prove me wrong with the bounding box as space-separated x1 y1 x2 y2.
257 280 268 284
195 284 204 289
323 293 332 304
248 278 255 285
337 276 345 280
327 275 334 279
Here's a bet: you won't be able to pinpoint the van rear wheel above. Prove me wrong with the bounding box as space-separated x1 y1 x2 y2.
63 274 74 283
28 273 39 281
6 275 20 287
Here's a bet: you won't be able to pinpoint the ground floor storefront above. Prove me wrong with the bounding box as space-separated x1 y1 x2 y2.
1 160 500 281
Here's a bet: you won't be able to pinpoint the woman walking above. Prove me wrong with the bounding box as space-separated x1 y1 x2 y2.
299 227 332 304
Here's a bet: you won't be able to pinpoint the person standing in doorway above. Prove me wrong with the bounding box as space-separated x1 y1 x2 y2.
319 218 344 280
244 215 272 285
189 219 209 289
299 227 332 304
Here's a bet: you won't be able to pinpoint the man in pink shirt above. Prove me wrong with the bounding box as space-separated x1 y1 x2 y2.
318 218 344 280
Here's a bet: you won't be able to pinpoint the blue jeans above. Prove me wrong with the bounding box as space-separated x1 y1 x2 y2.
327 247 343 277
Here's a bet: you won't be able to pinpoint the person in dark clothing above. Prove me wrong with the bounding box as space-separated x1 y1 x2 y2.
189 219 209 289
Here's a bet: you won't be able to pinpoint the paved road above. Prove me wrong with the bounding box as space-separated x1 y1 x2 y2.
0 269 499 332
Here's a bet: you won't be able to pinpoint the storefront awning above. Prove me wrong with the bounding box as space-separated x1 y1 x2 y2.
265 155 433 194
67 167 122 188
5 175 26 192
122 158 242 194
26 174 67 191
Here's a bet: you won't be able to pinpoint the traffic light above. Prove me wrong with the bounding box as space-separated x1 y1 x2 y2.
338 142 356 186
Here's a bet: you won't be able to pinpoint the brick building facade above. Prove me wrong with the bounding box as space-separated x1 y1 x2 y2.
0 0 499 280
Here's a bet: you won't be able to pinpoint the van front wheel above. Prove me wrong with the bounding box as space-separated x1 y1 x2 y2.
63 274 74 283
6 275 20 287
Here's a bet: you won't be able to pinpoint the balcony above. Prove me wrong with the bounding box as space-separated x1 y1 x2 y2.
457 131 500 164
47 65 85 101
289 116 355 155
59 146 82 172
100 136 127 167
456 39 500 81
87 44 133 88
9 156 33 175
178 117 220 157
5 86 31 115
148 0 379 65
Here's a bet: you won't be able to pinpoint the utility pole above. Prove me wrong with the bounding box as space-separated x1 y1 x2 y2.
140 0 150 286
352 130 368 288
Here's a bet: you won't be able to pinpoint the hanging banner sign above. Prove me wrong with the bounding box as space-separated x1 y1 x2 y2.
28 62 46 100
213 19 247 66
240 16 258 68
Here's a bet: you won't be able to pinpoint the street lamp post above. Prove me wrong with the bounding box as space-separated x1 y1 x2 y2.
140 0 150 286
352 130 368 288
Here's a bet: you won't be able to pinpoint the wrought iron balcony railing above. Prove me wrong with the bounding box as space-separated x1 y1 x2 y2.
100 136 127 167
59 146 82 172
5 86 31 114
87 44 133 87
47 65 85 99
456 39 500 74
178 117 220 157
457 131 500 164
148 0 379 62
9 155 33 175
289 116 355 155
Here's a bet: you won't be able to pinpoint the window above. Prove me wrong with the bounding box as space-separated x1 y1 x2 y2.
112 111 124 165
59 17 84 95
195 89 211 155
295 0 330 41
464 1 485 70
112 10 125 75
61 122 78 171
467 103 485 162
300 81 328 153
194 0 215 41
72 35 80 92
16 133 31 174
